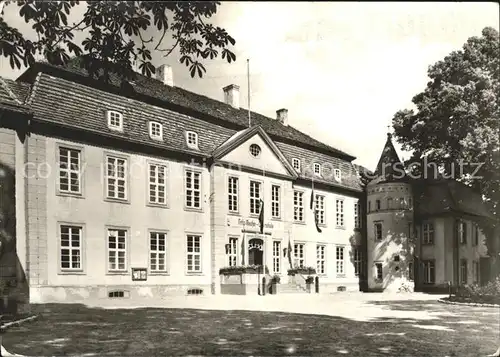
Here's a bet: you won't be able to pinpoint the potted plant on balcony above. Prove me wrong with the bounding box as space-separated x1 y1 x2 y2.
270 275 281 295
305 276 315 293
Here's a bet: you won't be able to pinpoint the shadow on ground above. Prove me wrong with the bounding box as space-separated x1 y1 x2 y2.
2 301 499 356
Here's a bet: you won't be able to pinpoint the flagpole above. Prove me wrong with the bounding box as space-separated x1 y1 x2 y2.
247 58 251 127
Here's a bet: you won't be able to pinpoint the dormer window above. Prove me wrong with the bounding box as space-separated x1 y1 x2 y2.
107 110 123 131
292 158 301 172
313 163 321 175
149 121 163 141
186 131 198 149
334 169 341 181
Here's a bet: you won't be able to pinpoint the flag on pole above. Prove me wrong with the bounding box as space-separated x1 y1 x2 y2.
287 232 293 268
258 198 264 234
310 177 322 233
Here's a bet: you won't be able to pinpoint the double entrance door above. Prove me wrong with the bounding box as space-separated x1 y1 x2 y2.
248 238 264 266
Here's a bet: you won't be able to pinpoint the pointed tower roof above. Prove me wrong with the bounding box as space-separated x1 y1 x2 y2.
369 132 407 185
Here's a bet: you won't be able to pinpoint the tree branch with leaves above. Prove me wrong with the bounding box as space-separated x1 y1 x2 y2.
392 27 500 252
0 1 236 81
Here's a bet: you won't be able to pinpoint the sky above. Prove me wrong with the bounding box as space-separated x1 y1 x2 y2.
1 2 498 170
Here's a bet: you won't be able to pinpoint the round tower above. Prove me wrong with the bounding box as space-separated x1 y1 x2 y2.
366 133 415 292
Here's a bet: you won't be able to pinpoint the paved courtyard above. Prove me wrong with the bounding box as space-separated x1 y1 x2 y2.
2 293 499 356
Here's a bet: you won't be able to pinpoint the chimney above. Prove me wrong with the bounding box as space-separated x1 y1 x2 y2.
276 108 288 126
223 84 240 109
156 64 174 86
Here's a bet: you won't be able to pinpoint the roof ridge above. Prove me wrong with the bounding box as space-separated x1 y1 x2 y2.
25 72 42 106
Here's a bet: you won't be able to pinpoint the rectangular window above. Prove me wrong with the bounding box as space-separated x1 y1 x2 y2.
459 221 467 244
354 247 362 277
408 261 414 281
292 158 301 171
423 260 435 284
107 229 127 272
148 163 167 205
271 185 281 219
107 110 123 130
293 191 304 222
334 169 341 181
313 163 321 175
423 222 434 244
150 232 167 273
336 246 345 274
473 224 479 246
186 131 198 148
106 156 127 200
149 122 163 140
473 260 479 283
272 241 281 273
186 235 202 273
387 197 393 209
375 262 383 281
316 245 326 275
336 199 344 227
185 170 201 209
227 237 238 267
228 177 239 213
315 194 325 225
60 225 82 271
460 259 468 284
293 243 305 268
58 147 81 194
374 222 383 241
249 180 261 215
354 201 361 229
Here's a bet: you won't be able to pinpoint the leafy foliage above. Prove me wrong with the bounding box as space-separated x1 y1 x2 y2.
305 276 315 284
287 267 317 276
454 275 500 304
219 265 269 275
0 1 236 81
392 27 500 250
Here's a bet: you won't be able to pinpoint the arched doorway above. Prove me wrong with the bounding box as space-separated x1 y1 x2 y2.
248 238 263 266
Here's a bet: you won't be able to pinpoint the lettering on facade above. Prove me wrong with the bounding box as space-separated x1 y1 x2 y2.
234 218 274 229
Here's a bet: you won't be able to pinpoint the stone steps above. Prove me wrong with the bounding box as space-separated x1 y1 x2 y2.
278 283 309 294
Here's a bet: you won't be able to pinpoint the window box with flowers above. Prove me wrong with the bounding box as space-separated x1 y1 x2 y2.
219 265 270 295
287 267 317 276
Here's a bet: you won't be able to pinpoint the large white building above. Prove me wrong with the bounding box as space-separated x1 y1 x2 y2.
0 59 496 306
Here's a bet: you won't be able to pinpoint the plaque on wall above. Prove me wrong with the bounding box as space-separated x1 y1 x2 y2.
132 268 147 281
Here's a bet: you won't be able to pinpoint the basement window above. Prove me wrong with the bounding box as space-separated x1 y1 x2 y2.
108 290 130 298
187 288 204 295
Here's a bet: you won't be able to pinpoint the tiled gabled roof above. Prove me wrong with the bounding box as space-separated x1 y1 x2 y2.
18 72 363 192
415 179 494 219
17 59 356 161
